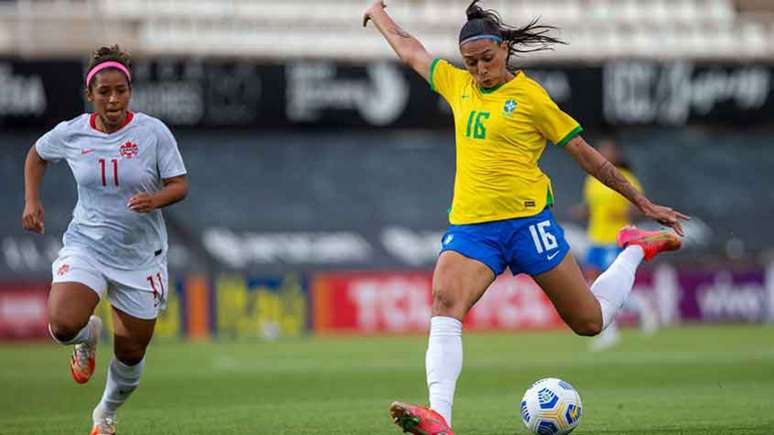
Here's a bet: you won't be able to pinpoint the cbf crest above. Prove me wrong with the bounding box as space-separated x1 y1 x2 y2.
503 99 518 116
120 141 139 159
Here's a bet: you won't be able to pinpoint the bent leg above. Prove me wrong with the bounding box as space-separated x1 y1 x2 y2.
534 246 645 337
533 253 605 336
47 282 100 343
427 251 496 426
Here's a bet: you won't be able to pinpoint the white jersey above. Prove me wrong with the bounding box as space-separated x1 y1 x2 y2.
36 112 187 271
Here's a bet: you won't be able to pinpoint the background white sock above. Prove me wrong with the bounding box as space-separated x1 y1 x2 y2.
426 316 462 426
48 316 98 345
95 357 145 418
590 246 644 329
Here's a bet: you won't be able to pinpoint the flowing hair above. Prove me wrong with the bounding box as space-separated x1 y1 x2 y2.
463 0 565 65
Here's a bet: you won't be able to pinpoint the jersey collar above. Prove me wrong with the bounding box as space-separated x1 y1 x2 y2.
479 71 522 94
89 111 134 134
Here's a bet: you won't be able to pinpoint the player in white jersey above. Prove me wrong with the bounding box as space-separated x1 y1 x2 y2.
21 45 188 435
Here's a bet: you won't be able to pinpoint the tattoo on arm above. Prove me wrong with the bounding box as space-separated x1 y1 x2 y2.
595 160 643 206
390 26 412 38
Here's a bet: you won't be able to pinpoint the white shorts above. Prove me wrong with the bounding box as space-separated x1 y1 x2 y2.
51 247 169 320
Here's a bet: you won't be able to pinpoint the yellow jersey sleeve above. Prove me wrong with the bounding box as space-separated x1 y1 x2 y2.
529 82 583 147
429 58 469 103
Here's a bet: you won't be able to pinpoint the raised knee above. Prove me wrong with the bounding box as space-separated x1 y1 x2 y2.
48 317 88 343
569 318 603 337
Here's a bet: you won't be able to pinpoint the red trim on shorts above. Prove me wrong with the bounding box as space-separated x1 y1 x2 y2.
89 111 134 133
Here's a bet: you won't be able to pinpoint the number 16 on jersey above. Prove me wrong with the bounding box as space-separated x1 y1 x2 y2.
529 221 558 253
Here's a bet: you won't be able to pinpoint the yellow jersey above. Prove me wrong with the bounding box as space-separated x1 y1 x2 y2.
430 58 582 225
584 169 642 244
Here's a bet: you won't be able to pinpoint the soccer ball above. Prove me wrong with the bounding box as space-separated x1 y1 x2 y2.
520 378 582 435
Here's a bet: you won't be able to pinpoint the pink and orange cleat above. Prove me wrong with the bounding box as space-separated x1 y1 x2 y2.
90 405 116 435
89 418 116 435
617 225 682 261
389 401 454 435
70 315 101 384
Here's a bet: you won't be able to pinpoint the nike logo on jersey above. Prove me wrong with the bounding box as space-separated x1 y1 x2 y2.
81 148 94 155
547 251 560 260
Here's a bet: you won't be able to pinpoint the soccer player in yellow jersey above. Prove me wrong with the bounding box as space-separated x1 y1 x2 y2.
364 1 689 433
578 140 658 351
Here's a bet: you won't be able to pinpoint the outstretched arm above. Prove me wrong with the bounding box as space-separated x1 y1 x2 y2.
565 136 689 236
363 1 434 82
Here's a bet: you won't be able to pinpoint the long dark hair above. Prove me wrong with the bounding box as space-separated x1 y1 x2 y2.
86 44 132 90
463 0 565 64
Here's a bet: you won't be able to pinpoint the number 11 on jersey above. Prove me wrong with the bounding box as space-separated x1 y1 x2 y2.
99 159 119 187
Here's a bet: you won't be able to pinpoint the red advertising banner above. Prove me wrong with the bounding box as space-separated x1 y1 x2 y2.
467 274 565 331
312 271 564 334
0 283 49 339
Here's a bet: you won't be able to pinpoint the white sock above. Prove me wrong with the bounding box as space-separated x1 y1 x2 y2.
426 316 463 426
95 357 145 419
590 246 644 330
49 316 97 345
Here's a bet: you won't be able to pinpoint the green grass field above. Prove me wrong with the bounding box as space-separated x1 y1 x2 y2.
1 325 773 434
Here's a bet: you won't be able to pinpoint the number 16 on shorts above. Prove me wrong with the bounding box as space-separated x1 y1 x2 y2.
529 220 558 254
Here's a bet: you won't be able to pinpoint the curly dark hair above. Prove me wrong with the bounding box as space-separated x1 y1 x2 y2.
86 44 132 89
462 0 565 64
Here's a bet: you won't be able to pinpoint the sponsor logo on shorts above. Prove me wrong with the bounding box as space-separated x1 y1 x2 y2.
443 234 454 245
120 141 139 159
547 251 560 261
57 264 70 276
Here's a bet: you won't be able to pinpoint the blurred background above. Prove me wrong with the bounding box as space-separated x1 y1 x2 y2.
1 0 773 341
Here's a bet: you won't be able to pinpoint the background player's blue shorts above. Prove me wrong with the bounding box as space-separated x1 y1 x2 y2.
440 207 570 277
585 244 623 271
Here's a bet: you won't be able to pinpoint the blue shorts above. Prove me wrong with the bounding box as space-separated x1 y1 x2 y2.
585 244 622 271
440 208 570 277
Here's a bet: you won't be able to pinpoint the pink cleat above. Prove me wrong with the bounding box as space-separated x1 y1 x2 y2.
389 401 454 435
617 225 682 261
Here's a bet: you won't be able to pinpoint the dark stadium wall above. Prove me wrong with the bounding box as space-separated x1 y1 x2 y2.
1 58 773 130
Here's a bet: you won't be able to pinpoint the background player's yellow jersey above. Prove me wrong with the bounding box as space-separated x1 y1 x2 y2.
430 58 582 225
584 168 642 244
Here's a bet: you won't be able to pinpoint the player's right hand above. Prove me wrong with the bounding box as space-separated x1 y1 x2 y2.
640 202 690 237
363 0 386 27
22 201 45 234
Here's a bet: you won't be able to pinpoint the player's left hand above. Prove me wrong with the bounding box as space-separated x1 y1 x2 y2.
640 202 690 236
127 193 158 213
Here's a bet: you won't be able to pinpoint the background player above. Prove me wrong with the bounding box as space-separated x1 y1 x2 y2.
575 139 659 351
21 45 188 434
363 1 688 433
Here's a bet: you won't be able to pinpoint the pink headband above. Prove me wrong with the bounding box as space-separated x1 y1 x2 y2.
86 61 131 87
